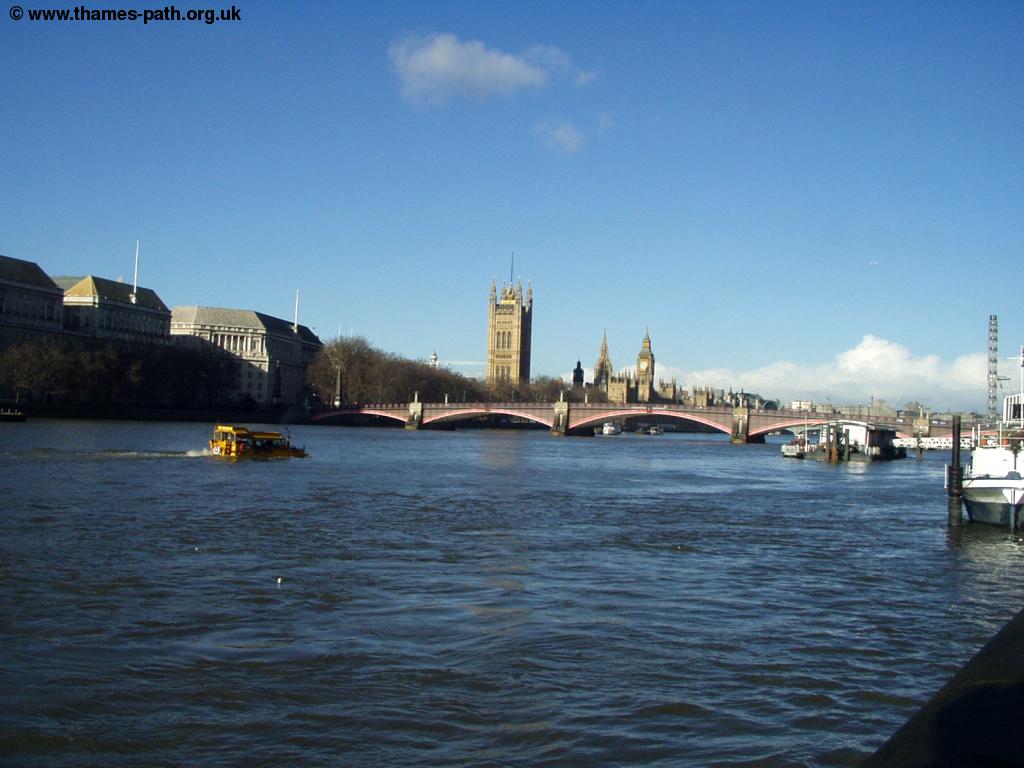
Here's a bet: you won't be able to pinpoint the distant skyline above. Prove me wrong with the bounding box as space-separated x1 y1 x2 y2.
3 1 1022 410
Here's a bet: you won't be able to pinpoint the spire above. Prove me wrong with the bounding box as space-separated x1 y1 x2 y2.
130 239 140 304
595 330 613 386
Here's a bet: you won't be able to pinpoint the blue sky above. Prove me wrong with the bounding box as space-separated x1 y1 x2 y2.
3 0 1022 410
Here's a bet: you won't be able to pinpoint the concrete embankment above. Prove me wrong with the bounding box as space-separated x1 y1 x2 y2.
862 607 1024 767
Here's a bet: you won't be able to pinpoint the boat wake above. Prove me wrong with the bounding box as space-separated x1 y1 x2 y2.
0 447 212 461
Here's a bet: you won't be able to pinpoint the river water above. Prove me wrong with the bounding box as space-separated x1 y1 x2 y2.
1 419 1021 767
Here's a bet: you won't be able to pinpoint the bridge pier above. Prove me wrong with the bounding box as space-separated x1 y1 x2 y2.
731 406 749 444
551 399 569 437
406 399 422 430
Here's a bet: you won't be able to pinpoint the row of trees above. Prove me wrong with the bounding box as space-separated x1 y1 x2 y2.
487 374 607 403
306 336 489 405
306 336 604 406
0 340 238 409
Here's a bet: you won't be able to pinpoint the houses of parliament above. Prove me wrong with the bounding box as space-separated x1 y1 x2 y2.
485 278 678 403
574 329 679 403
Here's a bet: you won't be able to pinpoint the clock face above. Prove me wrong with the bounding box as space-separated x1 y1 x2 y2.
639 361 648 371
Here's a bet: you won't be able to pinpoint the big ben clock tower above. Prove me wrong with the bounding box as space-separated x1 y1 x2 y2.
636 330 655 402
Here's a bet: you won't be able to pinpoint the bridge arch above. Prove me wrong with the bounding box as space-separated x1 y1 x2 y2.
748 417 910 439
309 408 407 425
422 408 553 429
569 409 732 435
747 416 833 438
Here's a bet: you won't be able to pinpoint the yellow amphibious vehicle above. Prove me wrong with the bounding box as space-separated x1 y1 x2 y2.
209 425 306 459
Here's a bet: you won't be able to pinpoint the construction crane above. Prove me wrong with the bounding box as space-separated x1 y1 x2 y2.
429 351 484 369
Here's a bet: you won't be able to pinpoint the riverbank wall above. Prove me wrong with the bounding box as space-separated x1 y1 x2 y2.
862 606 1024 766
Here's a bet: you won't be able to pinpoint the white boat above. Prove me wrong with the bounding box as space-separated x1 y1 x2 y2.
781 438 805 459
959 393 1024 527
595 422 622 436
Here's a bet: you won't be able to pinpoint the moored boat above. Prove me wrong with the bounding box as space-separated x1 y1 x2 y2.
209 425 306 459
0 406 27 422
781 421 903 462
781 437 806 459
958 393 1024 527
595 421 622 436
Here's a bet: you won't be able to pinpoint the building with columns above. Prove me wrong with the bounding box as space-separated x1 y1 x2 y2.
171 306 321 406
486 278 532 388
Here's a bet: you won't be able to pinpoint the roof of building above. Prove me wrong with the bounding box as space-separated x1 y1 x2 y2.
53 275 169 312
0 254 62 291
171 306 320 345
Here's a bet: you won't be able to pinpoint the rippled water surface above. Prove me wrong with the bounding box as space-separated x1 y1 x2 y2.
2 419 1022 767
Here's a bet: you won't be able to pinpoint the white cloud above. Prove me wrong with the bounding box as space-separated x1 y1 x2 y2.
389 33 590 105
523 44 598 86
535 118 585 153
678 335 987 411
522 45 572 77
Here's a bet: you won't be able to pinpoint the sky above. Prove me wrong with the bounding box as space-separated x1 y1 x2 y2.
2 0 1022 411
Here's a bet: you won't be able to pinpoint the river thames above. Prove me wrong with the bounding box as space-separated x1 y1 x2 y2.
1 419 1021 767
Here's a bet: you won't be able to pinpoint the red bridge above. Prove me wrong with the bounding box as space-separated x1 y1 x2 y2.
311 398 953 442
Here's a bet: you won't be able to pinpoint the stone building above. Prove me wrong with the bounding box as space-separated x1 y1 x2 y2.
171 306 321 406
691 386 717 408
656 378 680 402
606 376 630 403
486 279 532 388
0 254 65 346
55 275 171 345
721 389 776 410
572 360 585 389
635 331 655 402
597 331 673 404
